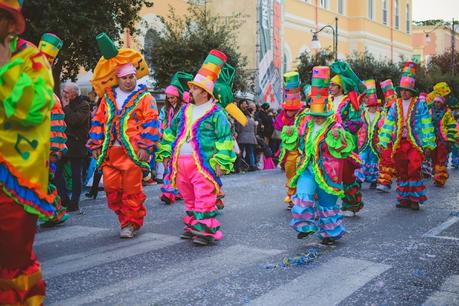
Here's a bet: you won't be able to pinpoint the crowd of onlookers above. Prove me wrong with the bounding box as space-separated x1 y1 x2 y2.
55 83 283 211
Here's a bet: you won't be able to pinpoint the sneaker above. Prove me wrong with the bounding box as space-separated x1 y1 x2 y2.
120 224 136 238
297 231 314 239
410 202 420 211
180 232 193 240
320 238 335 245
376 184 390 193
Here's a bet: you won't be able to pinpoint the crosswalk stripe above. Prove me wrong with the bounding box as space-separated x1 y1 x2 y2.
35 225 109 247
48 244 284 306
42 233 182 278
423 275 459 306
250 256 391 306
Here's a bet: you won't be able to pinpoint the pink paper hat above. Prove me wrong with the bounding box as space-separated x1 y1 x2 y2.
116 63 137 78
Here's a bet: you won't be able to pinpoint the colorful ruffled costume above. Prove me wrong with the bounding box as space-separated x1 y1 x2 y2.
0 1 56 303
330 61 365 213
378 62 436 207
429 96 457 186
276 72 304 207
159 72 192 205
156 50 236 244
355 80 384 185
86 33 160 234
290 66 355 243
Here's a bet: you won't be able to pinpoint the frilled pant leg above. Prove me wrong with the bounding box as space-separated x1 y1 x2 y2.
176 155 221 240
0 194 45 306
342 157 363 212
431 140 449 186
394 140 427 204
378 145 395 187
103 147 146 229
284 150 300 202
290 168 345 241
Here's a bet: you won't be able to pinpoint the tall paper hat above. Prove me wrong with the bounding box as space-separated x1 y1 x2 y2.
364 79 379 106
0 0 25 34
214 63 248 126
380 79 397 108
308 66 333 117
188 49 227 99
38 33 63 65
396 61 418 95
91 32 149 97
281 71 304 110
169 71 193 99
427 82 451 104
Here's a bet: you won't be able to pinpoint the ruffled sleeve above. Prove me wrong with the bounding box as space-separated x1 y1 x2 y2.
278 125 299 161
87 97 107 152
137 94 160 154
0 46 54 127
50 95 67 159
209 110 237 174
156 108 181 162
325 127 356 158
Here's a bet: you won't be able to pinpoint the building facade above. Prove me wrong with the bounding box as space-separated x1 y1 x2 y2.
284 0 413 70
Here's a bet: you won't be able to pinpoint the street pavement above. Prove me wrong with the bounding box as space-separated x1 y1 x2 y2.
35 168 459 306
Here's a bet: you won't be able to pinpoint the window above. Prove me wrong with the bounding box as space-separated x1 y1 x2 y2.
382 0 388 25
320 0 328 9
394 0 399 29
406 3 411 33
368 0 374 20
338 0 344 14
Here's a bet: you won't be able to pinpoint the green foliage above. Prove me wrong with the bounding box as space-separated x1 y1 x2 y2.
296 48 334 94
148 1 249 92
21 0 153 90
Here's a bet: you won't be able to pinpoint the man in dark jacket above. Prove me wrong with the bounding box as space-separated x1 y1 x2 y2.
257 103 275 145
55 82 91 212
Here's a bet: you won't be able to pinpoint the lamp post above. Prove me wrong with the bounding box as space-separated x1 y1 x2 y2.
311 17 338 60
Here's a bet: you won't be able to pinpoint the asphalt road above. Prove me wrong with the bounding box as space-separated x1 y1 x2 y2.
35 168 459 306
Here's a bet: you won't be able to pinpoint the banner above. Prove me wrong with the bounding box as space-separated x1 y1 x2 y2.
257 0 283 108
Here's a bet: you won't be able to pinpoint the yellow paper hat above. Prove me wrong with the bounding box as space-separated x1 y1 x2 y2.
38 33 63 65
91 33 149 97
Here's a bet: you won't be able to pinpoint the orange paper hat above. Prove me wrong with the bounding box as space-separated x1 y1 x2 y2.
0 0 25 34
91 32 149 97
281 71 305 110
188 49 227 99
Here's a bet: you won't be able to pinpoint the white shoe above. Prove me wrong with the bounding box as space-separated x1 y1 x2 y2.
376 184 390 193
120 224 136 238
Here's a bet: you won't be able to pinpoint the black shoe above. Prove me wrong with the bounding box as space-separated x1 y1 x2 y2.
410 202 420 211
297 231 314 239
160 195 172 205
155 178 164 184
369 182 377 189
66 203 79 212
192 236 213 246
85 191 97 199
321 238 335 245
180 232 193 240
396 200 410 209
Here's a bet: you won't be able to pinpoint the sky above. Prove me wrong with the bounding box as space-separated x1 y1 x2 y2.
412 0 459 21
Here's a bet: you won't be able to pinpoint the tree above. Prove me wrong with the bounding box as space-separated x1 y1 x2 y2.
296 49 334 94
148 1 249 92
22 0 153 92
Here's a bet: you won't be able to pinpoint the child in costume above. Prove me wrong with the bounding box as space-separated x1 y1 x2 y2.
87 33 160 238
37 33 70 227
429 95 457 187
0 1 57 304
290 66 355 245
159 72 193 205
378 62 436 210
157 50 236 246
355 80 384 188
276 72 305 208
376 79 397 192
329 61 365 214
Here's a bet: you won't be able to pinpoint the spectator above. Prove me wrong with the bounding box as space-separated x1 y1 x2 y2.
55 82 91 212
257 102 275 145
235 110 258 172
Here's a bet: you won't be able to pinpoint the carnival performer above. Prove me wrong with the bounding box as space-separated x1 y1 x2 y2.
0 1 57 304
329 61 365 214
378 62 436 210
157 50 236 246
290 66 355 245
429 95 457 187
38 33 70 227
355 80 384 188
87 33 160 238
376 79 397 192
276 71 305 209
159 72 193 205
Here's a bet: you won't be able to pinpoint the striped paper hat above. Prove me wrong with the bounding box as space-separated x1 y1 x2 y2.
396 61 418 95
281 71 304 110
380 79 397 108
188 49 227 99
38 33 63 65
364 79 379 106
308 66 333 117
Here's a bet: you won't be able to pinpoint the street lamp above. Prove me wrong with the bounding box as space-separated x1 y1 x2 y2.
311 17 338 60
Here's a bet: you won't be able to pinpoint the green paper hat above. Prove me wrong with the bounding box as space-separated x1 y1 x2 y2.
170 71 193 98
214 63 236 108
330 61 366 94
96 32 119 59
